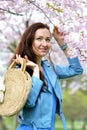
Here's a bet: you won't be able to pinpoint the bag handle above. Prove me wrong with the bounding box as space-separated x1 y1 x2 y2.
8 58 26 72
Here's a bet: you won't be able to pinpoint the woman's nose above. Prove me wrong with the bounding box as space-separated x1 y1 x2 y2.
42 39 48 46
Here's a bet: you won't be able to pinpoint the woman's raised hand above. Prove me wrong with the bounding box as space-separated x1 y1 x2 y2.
53 26 65 46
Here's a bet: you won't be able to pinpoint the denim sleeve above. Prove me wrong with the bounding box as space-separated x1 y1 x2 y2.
25 76 43 107
54 56 83 79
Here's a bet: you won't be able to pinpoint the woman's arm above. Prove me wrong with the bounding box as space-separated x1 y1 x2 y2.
53 57 83 79
52 26 83 78
25 76 43 107
52 26 78 58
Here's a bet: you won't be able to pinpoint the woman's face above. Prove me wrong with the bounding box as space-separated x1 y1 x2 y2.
32 28 51 58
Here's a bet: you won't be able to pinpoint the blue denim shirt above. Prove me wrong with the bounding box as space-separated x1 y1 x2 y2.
18 57 83 130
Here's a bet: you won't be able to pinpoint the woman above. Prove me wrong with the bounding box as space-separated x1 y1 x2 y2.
11 22 83 130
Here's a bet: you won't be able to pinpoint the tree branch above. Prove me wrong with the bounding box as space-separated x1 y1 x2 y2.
27 1 54 25
0 8 23 16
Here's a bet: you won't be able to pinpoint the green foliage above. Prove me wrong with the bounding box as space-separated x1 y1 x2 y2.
2 116 87 130
46 2 64 13
63 90 87 120
8 40 17 53
55 119 87 130
1 116 18 130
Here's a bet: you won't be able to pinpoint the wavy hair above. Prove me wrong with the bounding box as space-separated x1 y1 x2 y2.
11 22 50 63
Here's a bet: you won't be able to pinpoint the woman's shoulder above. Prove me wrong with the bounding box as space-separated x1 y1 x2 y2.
42 59 52 67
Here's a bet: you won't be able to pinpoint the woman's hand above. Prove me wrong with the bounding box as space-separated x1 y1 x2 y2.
53 26 77 58
25 55 40 78
53 26 65 46
14 54 23 65
24 55 39 71
14 54 39 78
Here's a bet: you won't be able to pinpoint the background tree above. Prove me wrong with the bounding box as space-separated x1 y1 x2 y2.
63 89 87 130
8 40 17 53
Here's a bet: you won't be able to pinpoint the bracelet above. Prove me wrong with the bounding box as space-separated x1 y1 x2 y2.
60 44 68 50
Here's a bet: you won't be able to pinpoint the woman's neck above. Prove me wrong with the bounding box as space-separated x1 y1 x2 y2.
36 57 42 72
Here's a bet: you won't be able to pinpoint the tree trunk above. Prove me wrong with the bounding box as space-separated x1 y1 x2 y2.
82 118 87 130
71 119 75 130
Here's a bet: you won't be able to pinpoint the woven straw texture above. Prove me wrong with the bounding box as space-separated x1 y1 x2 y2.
0 59 32 117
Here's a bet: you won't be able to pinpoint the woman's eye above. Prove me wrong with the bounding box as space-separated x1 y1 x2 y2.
35 37 51 42
36 37 42 41
46 39 51 42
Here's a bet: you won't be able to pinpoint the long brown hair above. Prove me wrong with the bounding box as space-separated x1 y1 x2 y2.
11 22 50 82
12 22 50 62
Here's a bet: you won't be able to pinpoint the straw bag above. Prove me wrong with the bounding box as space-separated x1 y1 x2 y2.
0 58 32 117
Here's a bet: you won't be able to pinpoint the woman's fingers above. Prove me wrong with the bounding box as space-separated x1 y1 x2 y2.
14 54 29 64
14 55 38 71
52 26 66 45
24 55 29 62
13 54 22 64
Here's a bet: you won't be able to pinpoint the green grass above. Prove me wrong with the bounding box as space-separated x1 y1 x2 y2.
55 119 87 130
2 116 16 130
1 116 87 130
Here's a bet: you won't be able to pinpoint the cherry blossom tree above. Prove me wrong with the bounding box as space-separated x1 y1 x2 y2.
0 0 87 71
0 0 87 62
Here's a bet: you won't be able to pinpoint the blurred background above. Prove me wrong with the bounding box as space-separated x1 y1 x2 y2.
0 0 87 130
